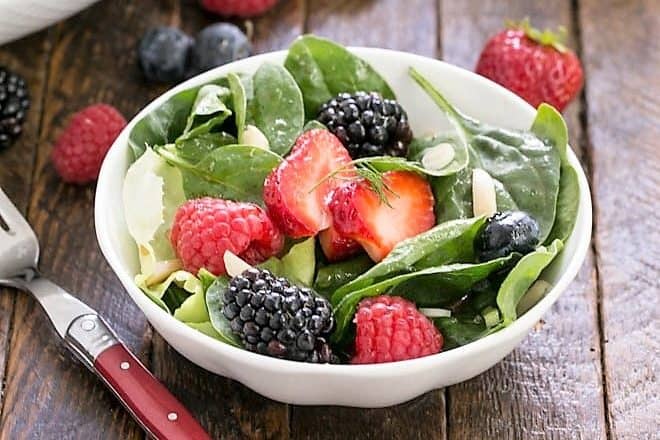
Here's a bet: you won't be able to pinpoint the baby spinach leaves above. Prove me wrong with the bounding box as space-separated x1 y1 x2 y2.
228 72 248 140
179 84 232 141
496 239 563 324
545 165 579 243
205 277 242 346
314 255 374 298
157 144 281 204
409 67 563 242
245 63 304 155
259 238 316 286
285 35 395 118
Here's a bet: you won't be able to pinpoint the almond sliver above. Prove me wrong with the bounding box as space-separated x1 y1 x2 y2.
224 251 253 277
421 143 455 171
241 124 270 150
472 168 497 217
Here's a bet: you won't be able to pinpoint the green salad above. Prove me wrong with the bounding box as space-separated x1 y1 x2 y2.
123 35 579 364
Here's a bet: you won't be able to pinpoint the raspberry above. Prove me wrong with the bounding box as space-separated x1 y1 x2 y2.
199 0 278 17
51 104 126 184
351 296 443 364
170 198 283 276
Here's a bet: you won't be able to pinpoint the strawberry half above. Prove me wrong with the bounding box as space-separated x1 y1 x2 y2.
263 129 355 238
329 171 435 262
319 223 362 262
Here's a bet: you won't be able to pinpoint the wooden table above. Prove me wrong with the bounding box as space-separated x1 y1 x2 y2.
0 0 657 438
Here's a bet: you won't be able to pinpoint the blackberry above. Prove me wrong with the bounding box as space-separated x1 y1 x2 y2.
138 27 193 83
476 211 540 262
222 268 338 363
317 91 413 159
0 67 30 150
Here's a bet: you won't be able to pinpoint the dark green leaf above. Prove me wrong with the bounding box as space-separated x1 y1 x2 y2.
408 133 469 176
171 132 237 162
332 216 487 303
162 284 191 312
496 239 563 324
178 84 232 141
314 255 373 298
409 67 563 242
285 35 395 118
545 164 580 243
245 63 304 155
228 72 248 139
205 277 242 347
158 144 282 204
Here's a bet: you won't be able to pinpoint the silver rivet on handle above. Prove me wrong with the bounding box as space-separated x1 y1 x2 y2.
168 412 178 421
120 361 130 370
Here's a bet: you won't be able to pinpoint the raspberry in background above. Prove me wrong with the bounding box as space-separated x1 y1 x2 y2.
0 66 30 150
352 296 443 364
200 0 278 17
475 20 583 111
170 198 283 276
51 104 126 184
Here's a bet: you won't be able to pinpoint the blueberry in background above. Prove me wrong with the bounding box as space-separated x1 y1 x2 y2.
138 26 193 83
0 66 30 151
189 23 252 75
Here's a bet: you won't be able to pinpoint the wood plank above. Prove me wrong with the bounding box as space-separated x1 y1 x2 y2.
0 29 53 411
579 1 660 438
291 2 446 439
440 1 607 438
0 1 175 438
149 2 305 439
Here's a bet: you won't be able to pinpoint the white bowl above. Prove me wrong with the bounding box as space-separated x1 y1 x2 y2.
95 48 592 408
0 0 99 45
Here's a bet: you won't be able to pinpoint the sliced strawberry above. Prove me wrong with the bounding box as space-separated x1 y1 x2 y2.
319 223 362 262
329 171 436 262
264 129 354 238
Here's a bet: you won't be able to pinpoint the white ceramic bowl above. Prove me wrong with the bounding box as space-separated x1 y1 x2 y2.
95 48 592 408
0 0 99 45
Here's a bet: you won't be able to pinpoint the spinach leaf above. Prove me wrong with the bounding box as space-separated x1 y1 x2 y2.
434 316 488 349
157 144 282 204
545 164 580 243
285 35 395 118
259 238 316 286
162 284 190 312
245 63 304 155
331 255 515 344
331 217 486 303
205 277 242 346
408 133 469 177
314 255 373 298
409 67 563 242
496 239 563 324
172 132 237 162
178 84 232 141
303 120 326 132
129 87 199 159
228 72 248 139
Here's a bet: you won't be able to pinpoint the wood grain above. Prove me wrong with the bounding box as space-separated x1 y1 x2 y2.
148 2 305 439
0 30 53 412
0 1 173 438
579 0 660 438
291 2 446 439
441 1 607 438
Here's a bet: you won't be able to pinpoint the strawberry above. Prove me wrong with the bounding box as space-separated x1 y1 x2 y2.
319 223 362 262
263 129 355 238
475 20 583 111
329 171 435 262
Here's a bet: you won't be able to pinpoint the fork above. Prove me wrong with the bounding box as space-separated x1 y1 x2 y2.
0 188 211 440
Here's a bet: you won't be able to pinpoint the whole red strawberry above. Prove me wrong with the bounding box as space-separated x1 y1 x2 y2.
170 197 283 275
51 104 126 184
475 20 583 111
352 296 443 364
200 0 278 17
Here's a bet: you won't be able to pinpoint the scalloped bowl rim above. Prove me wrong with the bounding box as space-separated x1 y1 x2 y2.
95 47 592 406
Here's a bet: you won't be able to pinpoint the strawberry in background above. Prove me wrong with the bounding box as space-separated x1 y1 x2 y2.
200 0 279 18
475 19 583 111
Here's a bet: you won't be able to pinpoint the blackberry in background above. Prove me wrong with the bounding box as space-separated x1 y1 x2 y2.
0 67 30 150
222 268 338 363
317 91 413 159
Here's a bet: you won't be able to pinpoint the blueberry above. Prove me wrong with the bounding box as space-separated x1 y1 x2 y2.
190 23 251 75
476 211 541 261
138 27 193 83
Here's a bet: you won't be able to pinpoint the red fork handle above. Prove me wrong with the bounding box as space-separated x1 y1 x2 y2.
94 343 211 440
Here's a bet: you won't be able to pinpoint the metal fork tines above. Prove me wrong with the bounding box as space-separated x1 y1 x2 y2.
0 188 39 280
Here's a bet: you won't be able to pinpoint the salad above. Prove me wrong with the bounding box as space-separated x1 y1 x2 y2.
122 35 579 365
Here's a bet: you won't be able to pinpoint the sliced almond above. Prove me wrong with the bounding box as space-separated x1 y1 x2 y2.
421 143 455 171
223 251 253 277
145 259 183 286
472 168 497 217
419 307 452 318
241 124 270 150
